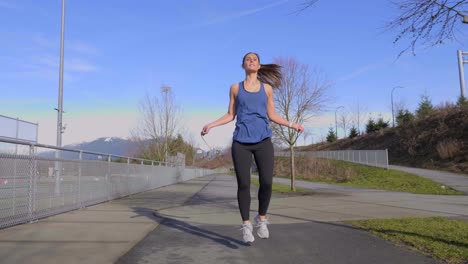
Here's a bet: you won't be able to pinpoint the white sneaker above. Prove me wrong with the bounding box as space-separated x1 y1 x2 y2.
254 215 269 239
240 222 255 243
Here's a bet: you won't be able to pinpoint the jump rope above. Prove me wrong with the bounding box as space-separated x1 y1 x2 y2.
200 129 303 167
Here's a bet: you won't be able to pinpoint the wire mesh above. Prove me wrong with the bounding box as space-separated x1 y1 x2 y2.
275 149 389 169
0 140 213 229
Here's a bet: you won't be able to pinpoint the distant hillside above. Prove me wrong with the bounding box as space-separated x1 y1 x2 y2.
297 105 468 174
39 137 139 160
194 150 233 169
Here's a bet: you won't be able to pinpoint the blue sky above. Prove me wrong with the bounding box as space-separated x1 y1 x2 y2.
1 0 467 150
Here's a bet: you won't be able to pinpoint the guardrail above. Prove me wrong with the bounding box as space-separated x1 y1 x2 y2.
276 149 389 169
0 137 213 229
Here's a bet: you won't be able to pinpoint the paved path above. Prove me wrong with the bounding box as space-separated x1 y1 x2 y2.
1 174 467 264
389 165 468 194
117 174 468 264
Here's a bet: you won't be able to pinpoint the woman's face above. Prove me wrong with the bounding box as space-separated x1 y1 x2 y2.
243 53 261 72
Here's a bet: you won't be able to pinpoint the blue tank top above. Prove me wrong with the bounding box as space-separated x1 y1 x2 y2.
233 81 272 143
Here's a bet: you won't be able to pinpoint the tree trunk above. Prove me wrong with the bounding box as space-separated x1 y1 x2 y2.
290 145 296 191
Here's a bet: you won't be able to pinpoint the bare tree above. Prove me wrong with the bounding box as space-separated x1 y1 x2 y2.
298 0 467 55
272 57 332 191
387 0 468 56
132 86 181 162
302 130 313 145
350 101 367 135
339 112 349 138
394 98 409 113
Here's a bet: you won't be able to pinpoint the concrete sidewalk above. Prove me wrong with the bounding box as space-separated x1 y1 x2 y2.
389 165 468 194
1 174 467 264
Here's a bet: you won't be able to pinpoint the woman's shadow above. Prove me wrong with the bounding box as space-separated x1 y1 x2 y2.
130 207 250 249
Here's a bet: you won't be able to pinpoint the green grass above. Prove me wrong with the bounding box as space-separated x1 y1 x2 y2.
346 217 468 264
295 160 464 195
251 178 312 195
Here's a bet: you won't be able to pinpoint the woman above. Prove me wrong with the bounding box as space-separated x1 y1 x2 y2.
201 52 304 243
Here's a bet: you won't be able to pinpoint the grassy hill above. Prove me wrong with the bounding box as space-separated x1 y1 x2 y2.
298 104 468 174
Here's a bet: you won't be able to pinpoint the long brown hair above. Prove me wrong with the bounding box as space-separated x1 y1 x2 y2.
242 52 282 89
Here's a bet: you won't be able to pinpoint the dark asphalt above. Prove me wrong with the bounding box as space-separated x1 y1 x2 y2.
117 217 437 264
117 175 439 264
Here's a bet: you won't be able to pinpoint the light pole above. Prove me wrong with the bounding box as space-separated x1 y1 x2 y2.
161 85 171 162
457 50 467 99
57 0 66 149
334 106 344 139
391 86 403 127
55 0 66 195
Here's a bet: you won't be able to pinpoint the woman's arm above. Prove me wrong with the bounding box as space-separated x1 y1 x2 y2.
201 84 238 135
265 84 304 132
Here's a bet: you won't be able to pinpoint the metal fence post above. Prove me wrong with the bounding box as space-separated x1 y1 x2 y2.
12 155 17 216
33 147 37 212
78 151 82 207
140 160 144 191
385 149 389 170
15 118 19 154
127 158 130 195
151 161 154 187
107 155 111 201
27 145 35 221
13 118 19 215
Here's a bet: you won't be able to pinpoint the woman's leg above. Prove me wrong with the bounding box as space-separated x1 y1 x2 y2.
231 141 253 222
253 139 274 217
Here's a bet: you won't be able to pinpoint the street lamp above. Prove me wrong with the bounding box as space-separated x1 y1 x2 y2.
457 50 467 99
391 86 404 127
161 85 171 162
56 0 66 149
334 106 344 139
55 0 66 195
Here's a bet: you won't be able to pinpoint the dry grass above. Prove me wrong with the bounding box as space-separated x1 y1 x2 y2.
297 104 468 174
437 139 463 159
274 156 356 182
194 152 233 169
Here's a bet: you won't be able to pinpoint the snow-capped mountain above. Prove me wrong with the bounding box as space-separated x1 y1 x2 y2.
38 137 141 160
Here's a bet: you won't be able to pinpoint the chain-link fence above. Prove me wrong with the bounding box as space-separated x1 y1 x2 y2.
0 115 38 156
0 115 38 143
276 149 389 169
0 138 213 229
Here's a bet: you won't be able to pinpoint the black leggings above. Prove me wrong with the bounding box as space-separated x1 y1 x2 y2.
231 138 274 222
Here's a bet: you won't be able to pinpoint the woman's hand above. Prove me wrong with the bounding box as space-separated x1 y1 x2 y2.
201 125 211 136
291 123 304 132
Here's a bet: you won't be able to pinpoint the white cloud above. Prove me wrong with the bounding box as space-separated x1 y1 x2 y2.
207 0 289 24
335 56 396 83
27 36 99 74
34 112 139 146
32 35 99 56
179 0 290 30
68 41 99 55
31 34 55 49
336 63 382 83
67 58 98 73
35 55 98 73
5 54 96 81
